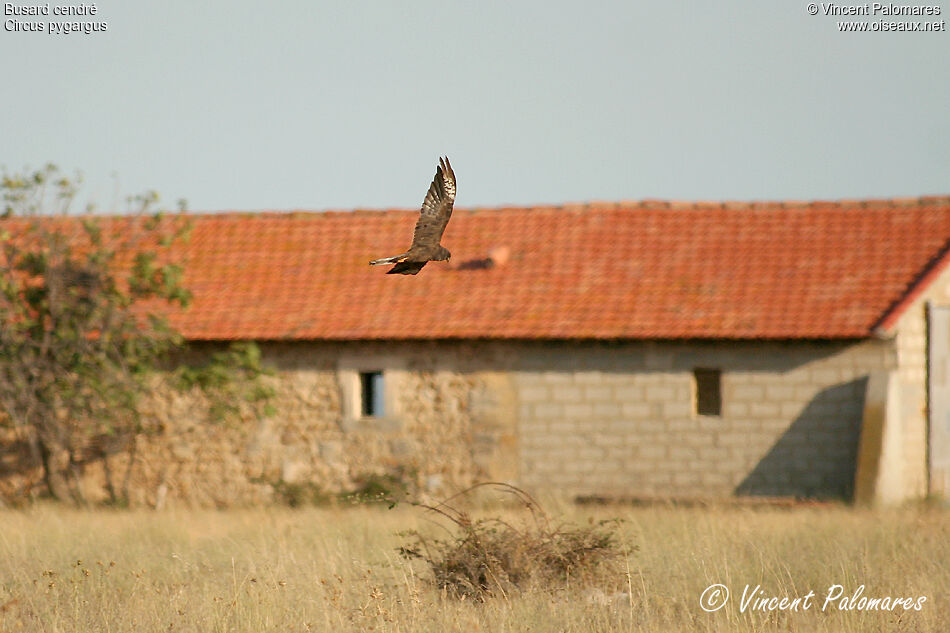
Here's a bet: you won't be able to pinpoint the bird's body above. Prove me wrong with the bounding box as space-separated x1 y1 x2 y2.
370 156 456 275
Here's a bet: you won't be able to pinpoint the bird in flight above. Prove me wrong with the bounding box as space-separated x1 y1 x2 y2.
370 156 456 275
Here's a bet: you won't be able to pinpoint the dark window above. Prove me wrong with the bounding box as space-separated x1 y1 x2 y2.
360 371 385 417
694 368 722 416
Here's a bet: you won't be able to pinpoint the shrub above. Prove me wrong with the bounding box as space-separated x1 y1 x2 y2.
339 469 413 506
397 483 629 600
271 480 332 508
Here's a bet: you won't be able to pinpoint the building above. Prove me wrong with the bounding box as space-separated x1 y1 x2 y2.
4 197 950 506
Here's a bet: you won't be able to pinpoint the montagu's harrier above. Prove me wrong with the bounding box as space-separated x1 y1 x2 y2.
370 156 456 275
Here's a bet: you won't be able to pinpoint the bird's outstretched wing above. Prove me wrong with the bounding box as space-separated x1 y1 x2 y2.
408 156 456 251
387 260 427 275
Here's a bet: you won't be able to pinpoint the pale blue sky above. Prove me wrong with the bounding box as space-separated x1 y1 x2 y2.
2 1 948 212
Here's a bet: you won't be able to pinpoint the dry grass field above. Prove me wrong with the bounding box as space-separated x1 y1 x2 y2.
0 499 946 632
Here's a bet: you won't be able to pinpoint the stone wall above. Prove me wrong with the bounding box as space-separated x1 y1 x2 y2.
0 342 509 507
0 335 916 507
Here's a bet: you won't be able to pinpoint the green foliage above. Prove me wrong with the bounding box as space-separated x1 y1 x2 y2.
269 480 333 508
0 164 279 505
339 469 413 506
259 469 415 509
174 342 276 422
0 164 194 503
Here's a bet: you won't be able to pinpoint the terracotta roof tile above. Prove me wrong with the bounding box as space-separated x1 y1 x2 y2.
157 198 950 340
9 199 950 340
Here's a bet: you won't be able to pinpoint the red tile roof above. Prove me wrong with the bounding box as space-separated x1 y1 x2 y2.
14 198 950 340
149 197 950 340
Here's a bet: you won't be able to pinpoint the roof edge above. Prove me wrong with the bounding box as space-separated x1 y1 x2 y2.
874 237 950 334
131 194 950 218
6 194 947 221
179 334 873 344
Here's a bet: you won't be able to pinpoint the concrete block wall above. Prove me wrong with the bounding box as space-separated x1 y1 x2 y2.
894 306 931 498
511 340 896 499
895 261 950 497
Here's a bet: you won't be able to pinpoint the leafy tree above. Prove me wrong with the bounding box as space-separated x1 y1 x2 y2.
1 165 277 506
0 164 194 503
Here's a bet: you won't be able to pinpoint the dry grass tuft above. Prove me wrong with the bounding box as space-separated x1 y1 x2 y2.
397 483 629 599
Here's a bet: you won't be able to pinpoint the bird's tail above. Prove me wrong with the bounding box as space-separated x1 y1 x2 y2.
369 254 407 266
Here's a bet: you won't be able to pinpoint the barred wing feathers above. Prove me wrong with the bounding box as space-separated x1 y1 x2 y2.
408 156 456 251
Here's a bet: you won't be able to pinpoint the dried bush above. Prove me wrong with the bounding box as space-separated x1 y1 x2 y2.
397 483 629 600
